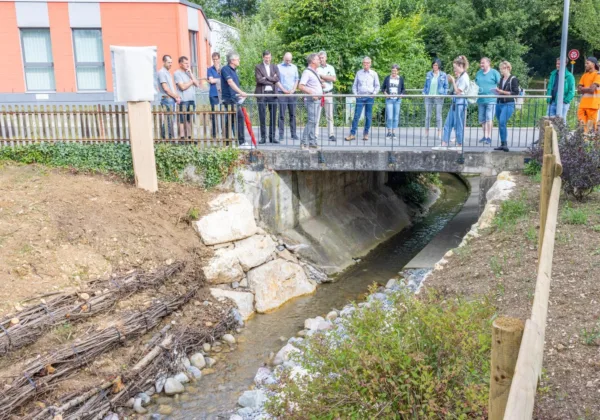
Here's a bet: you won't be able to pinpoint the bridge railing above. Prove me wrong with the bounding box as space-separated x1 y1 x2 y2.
488 119 562 419
234 93 553 151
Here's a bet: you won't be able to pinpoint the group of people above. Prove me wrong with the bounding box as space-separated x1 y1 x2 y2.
156 49 600 149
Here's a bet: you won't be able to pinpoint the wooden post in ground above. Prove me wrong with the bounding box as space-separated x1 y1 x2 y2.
538 153 556 258
489 317 525 420
128 101 158 192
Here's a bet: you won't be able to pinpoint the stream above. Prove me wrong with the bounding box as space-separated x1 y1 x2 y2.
164 173 473 419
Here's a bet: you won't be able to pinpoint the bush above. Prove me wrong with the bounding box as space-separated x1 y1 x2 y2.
524 160 541 176
266 290 494 419
0 143 240 189
387 172 441 207
532 119 600 201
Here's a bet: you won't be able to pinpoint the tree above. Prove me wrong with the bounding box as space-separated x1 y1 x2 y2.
572 0 600 51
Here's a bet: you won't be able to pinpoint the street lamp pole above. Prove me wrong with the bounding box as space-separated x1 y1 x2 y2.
556 0 570 117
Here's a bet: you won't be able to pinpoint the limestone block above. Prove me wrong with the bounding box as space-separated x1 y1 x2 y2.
234 235 277 271
486 180 516 205
247 259 316 313
497 171 514 181
210 288 255 320
272 343 300 365
194 193 258 245
277 248 298 263
203 248 244 284
478 204 499 230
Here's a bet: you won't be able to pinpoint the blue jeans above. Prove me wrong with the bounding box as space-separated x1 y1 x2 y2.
547 102 570 121
495 102 515 144
351 97 374 135
385 98 401 129
160 97 175 139
442 98 467 145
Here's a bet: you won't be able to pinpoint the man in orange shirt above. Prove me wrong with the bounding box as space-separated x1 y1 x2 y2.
577 57 600 132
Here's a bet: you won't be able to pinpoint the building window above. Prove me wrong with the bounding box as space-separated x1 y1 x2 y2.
73 29 106 91
189 30 198 77
21 29 56 91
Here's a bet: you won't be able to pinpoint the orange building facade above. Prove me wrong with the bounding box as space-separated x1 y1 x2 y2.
0 0 212 103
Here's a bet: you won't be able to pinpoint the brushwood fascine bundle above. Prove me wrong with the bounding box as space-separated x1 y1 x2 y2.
0 289 197 419
0 262 184 356
34 310 238 420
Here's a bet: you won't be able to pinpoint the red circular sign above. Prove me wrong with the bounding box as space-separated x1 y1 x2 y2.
568 49 580 60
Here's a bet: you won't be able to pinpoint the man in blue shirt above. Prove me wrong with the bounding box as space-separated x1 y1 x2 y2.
345 57 380 142
475 57 501 144
277 52 300 141
207 52 221 138
221 51 249 147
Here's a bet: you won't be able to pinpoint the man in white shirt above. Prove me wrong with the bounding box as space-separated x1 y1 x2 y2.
316 51 337 142
298 53 323 150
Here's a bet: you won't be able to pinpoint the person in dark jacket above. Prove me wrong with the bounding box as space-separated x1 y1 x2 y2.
492 60 520 152
381 64 405 139
255 50 283 144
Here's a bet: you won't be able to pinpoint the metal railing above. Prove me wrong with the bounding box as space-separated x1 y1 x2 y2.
226 93 561 152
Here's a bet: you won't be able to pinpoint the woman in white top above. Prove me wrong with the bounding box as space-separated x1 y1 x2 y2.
439 55 470 149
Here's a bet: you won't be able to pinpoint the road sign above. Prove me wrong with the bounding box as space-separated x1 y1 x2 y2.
568 49 580 61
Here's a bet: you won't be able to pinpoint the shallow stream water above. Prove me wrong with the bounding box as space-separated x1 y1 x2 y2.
164 173 472 419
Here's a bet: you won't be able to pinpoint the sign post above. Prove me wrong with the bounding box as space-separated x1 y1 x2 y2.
110 46 158 193
568 49 579 74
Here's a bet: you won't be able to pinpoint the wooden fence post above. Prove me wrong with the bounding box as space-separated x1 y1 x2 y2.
489 317 525 420
128 101 158 192
538 153 556 258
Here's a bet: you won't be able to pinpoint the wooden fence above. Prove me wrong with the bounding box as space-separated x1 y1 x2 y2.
0 104 236 146
489 120 562 419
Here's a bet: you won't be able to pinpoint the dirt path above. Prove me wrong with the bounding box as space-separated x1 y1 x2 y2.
425 174 600 419
0 163 215 316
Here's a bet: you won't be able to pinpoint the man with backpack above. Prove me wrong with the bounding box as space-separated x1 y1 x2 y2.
298 53 323 150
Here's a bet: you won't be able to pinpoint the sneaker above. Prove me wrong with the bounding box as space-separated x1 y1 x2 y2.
478 137 487 143
386 131 392 138
391 133 397 140
494 145 509 152
291 135 300 141
239 142 252 149
300 143 308 150
309 143 319 149
432 146 448 151
362 134 369 141
329 135 336 142
345 134 356 141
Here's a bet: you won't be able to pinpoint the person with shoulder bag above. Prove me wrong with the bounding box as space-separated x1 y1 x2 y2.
492 60 520 152
437 55 470 149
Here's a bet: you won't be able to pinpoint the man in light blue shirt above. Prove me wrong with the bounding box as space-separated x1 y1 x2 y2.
345 57 380 142
277 52 300 140
475 57 501 144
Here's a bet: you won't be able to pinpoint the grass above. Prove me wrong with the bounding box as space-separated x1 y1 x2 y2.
490 255 504 278
525 225 537 243
493 193 529 231
53 322 74 344
581 320 600 346
592 225 600 233
561 203 588 225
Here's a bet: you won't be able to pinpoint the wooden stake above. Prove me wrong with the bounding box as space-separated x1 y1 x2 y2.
489 317 525 420
538 153 556 258
127 101 158 192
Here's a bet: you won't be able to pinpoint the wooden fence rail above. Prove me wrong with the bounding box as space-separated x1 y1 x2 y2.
0 104 236 147
489 120 562 420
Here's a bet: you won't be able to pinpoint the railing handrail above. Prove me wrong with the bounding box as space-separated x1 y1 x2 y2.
238 93 551 99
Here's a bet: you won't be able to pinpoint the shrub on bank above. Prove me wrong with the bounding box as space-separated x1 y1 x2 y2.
531 119 600 201
387 172 442 207
266 290 494 419
0 143 240 188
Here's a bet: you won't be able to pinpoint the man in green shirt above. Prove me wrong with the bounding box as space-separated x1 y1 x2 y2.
546 58 576 121
475 57 501 145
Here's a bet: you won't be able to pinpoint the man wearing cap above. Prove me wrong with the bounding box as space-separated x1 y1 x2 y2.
577 57 600 133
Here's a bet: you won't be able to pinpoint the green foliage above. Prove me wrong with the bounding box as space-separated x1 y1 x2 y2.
489 255 505 278
266 290 495 418
572 0 600 51
524 160 542 176
581 319 600 346
0 143 240 189
526 225 537 243
561 202 588 225
387 172 440 207
493 194 529 231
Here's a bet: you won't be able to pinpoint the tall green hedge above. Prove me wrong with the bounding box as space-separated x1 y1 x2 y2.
0 143 240 188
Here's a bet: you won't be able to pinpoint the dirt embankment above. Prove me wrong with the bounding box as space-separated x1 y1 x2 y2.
0 163 235 417
426 174 600 419
0 163 215 313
